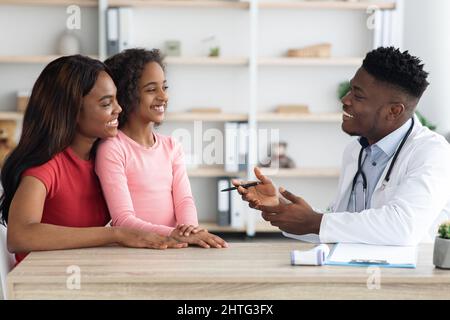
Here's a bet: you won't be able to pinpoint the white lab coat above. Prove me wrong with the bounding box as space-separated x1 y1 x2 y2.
318 115 450 245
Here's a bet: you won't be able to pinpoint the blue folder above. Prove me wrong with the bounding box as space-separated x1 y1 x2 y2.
324 243 417 269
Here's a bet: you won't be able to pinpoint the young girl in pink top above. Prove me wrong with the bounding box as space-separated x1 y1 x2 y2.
97 49 227 249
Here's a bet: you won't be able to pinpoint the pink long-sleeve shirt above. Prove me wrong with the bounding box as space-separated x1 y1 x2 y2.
95 130 198 236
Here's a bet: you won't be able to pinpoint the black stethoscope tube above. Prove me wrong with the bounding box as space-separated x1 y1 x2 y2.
351 117 415 209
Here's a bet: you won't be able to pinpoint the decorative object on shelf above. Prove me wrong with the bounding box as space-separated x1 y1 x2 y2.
337 80 351 100
57 30 81 55
0 120 17 167
190 107 222 113
433 221 450 269
286 43 331 58
202 35 221 57
260 142 296 169
209 47 220 57
164 40 182 57
275 104 310 114
16 90 30 113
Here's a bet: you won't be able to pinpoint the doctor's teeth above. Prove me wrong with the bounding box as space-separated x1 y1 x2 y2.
343 111 354 118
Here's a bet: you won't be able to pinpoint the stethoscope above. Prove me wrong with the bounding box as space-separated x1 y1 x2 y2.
351 117 415 211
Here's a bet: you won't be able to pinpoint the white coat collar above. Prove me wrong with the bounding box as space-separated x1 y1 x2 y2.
334 114 422 212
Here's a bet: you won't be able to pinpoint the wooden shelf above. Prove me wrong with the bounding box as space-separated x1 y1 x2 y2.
0 55 99 64
166 112 248 122
0 111 24 120
258 112 342 122
187 167 245 178
0 0 395 10
165 56 248 66
0 0 97 6
259 57 362 67
0 56 247 66
260 167 340 178
109 0 249 9
200 221 281 233
259 1 396 10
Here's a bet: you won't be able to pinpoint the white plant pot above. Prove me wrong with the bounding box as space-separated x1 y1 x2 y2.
433 236 450 269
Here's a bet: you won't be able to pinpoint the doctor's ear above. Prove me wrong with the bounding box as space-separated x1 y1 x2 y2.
387 103 405 120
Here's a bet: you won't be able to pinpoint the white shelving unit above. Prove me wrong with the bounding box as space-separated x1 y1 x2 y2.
0 0 400 235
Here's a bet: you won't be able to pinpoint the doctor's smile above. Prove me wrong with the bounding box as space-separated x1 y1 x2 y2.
342 110 354 120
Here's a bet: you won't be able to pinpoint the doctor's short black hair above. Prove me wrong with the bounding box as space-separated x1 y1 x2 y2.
362 47 429 99
104 48 165 128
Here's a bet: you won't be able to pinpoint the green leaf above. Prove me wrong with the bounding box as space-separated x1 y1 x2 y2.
337 81 351 100
438 221 450 239
415 111 437 131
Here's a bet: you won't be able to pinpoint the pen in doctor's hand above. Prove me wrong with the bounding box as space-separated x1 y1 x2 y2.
221 181 261 192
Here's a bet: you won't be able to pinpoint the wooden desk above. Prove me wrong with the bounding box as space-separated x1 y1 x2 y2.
7 242 450 299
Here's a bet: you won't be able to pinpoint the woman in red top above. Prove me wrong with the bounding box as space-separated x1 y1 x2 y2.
0 55 186 264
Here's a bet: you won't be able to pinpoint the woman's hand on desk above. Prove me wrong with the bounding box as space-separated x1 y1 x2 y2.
170 230 228 249
232 167 279 207
114 227 188 249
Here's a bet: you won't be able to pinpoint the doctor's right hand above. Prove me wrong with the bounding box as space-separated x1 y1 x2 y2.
232 167 279 208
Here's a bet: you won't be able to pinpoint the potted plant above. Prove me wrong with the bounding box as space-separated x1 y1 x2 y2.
433 221 450 269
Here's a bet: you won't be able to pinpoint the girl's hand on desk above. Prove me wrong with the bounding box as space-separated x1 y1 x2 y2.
175 224 207 237
115 227 188 249
170 230 228 249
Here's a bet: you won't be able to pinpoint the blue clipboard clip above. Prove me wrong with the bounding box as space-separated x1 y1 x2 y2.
350 259 389 265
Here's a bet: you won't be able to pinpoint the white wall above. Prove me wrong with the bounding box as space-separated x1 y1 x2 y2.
403 0 450 137
0 5 98 109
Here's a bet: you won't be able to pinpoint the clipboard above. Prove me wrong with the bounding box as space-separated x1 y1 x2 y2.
325 243 418 269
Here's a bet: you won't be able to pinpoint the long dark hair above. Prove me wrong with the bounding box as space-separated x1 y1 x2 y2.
104 48 165 128
0 55 111 225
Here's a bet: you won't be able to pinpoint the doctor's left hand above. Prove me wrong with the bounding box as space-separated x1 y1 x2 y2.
257 187 323 235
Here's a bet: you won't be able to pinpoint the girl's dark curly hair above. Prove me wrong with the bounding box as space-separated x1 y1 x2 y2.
362 47 429 99
104 48 165 128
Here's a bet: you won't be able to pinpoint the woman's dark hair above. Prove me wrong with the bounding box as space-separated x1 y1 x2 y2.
0 55 111 225
104 48 165 128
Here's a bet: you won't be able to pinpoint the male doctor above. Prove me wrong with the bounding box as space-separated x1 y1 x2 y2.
233 47 450 245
